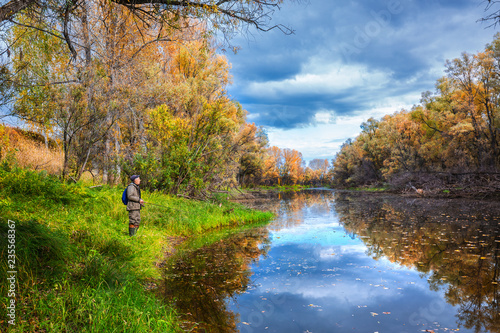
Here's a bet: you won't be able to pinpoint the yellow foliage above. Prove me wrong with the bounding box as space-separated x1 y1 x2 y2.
449 122 475 136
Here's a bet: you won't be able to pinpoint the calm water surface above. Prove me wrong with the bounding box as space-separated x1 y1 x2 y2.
161 190 500 333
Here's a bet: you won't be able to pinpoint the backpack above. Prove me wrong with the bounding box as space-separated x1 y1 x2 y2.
122 187 128 205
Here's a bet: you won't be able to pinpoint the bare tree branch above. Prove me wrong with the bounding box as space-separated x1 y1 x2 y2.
480 0 500 27
0 0 36 22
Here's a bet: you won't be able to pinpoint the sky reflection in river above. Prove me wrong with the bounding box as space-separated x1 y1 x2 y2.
162 190 500 333
232 194 459 333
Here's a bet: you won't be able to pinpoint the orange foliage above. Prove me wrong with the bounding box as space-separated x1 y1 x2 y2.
0 125 63 174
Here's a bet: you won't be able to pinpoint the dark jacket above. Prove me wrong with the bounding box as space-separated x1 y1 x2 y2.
126 183 142 211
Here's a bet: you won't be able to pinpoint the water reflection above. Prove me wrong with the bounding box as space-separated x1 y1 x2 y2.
160 227 271 332
334 192 500 333
234 189 336 231
161 190 500 333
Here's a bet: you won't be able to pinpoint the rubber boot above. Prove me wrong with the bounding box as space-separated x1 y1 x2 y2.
129 224 136 236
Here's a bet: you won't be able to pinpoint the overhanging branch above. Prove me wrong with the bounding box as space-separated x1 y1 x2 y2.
0 0 36 22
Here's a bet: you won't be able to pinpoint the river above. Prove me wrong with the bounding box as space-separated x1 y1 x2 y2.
160 189 500 333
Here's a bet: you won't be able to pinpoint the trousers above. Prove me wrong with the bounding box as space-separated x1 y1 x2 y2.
129 210 141 226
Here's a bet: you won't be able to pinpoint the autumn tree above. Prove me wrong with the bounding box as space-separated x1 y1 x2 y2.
332 33 500 191
0 0 295 188
332 138 366 187
8 13 116 179
0 0 293 63
8 3 171 180
123 35 258 196
281 148 303 185
260 146 304 186
0 65 13 110
305 159 331 185
333 33 500 190
262 146 282 185
237 124 269 187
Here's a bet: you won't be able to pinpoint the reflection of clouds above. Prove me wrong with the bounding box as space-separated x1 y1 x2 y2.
283 277 402 303
318 244 367 259
252 247 440 323
260 190 337 232
271 226 353 247
252 244 429 306
228 191 483 333
271 213 359 248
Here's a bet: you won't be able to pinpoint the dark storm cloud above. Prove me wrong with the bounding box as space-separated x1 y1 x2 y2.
243 91 368 128
226 0 496 130
242 75 425 128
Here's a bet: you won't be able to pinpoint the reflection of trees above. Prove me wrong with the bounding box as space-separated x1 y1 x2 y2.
160 227 270 332
334 192 500 333
235 190 335 231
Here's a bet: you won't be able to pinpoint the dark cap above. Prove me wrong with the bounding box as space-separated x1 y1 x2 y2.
130 175 140 181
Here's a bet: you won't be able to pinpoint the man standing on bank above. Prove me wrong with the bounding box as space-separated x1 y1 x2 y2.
127 175 145 236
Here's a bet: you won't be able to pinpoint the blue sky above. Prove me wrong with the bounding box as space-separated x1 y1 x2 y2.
224 0 498 162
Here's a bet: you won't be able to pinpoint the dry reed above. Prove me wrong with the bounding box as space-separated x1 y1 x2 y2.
0 125 63 175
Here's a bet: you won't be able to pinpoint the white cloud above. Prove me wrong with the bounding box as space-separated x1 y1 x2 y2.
267 123 360 160
246 62 392 98
226 0 498 159
265 91 420 161
314 110 336 124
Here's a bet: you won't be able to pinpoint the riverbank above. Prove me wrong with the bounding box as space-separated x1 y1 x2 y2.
335 170 500 199
234 182 499 200
228 184 325 198
0 167 273 332
341 184 500 199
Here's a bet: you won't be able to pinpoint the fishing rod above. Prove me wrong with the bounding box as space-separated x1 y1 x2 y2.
136 202 179 232
143 201 169 208
143 201 182 212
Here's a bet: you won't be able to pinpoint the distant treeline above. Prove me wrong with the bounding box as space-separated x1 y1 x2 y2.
239 145 331 187
1 121 333 192
332 34 500 193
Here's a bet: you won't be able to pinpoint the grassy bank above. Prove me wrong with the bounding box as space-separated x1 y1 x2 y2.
0 166 273 332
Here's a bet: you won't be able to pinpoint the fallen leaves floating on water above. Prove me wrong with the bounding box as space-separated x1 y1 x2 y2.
163 193 500 333
308 304 321 308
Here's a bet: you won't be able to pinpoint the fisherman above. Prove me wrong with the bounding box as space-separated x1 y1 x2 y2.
127 175 145 236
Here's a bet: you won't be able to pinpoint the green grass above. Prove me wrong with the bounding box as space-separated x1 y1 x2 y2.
0 166 273 332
